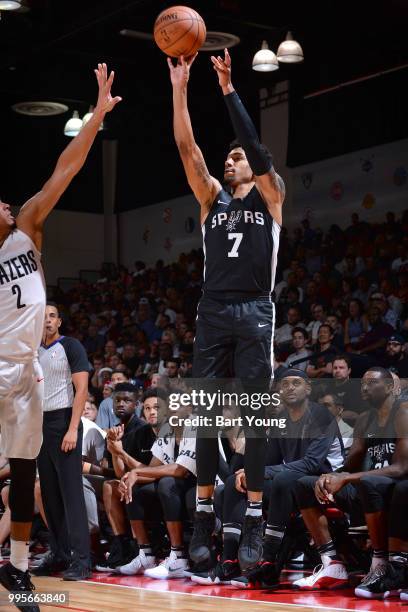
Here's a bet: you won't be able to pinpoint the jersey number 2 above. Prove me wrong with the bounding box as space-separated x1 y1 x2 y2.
227 232 243 258
11 285 26 309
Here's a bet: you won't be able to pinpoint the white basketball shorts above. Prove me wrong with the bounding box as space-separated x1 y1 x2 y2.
0 359 44 459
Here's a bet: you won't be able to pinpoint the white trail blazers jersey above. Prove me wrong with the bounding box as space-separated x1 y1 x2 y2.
0 229 46 363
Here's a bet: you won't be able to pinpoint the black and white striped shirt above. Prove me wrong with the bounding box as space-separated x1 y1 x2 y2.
39 336 89 412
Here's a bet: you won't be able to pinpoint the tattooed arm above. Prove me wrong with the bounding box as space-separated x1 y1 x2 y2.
168 55 221 223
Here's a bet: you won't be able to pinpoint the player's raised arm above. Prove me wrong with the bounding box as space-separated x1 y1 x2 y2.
211 49 285 224
168 54 221 219
17 63 122 250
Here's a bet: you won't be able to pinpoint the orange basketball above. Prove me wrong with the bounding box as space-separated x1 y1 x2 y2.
154 5 206 58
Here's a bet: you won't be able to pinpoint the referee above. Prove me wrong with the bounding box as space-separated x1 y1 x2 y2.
34 303 91 580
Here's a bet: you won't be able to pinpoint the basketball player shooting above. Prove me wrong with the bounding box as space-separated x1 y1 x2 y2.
0 63 120 610
168 49 285 572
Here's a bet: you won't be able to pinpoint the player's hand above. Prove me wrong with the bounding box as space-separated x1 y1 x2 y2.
210 48 232 91
61 427 78 453
107 439 123 456
167 54 198 88
324 473 348 496
314 474 332 504
94 63 122 115
235 469 247 493
119 470 138 503
107 424 124 441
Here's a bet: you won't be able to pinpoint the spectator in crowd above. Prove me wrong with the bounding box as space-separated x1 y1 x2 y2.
344 299 369 349
306 303 327 345
383 334 408 378
166 358 180 379
96 370 129 431
370 293 399 329
317 392 353 451
306 325 339 379
354 306 394 359
274 307 305 354
282 328 311 371
326 313 345 351
353 274 372 306
83 399 98 423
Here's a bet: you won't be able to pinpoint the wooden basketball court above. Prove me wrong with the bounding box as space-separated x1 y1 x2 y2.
1 572 406 612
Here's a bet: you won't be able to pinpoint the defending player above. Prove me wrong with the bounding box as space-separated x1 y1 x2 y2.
0 63 120 610
168 49 285 571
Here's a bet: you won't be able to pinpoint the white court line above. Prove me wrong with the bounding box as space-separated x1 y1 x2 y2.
85 579 369 612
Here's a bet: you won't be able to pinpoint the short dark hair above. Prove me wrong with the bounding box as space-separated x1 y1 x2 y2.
319 323 334 335
143 387 168 402
165 358 181 367
365 366 393 382
114 382 137 395
46 301 60 316
292 326 308 340
111 369 129 378
333 354 351 368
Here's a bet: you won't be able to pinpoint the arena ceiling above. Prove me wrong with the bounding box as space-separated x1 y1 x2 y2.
0 0 407 212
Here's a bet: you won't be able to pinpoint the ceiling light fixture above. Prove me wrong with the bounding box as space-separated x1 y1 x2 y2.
252 41 279 72
276 31 304 64
0 1 21 9
64 110 82 137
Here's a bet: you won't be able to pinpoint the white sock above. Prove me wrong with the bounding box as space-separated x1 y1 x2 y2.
10 539 29 572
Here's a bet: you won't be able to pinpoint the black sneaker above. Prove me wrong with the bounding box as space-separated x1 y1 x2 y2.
191 559 240 585
0 562 39 612
231 561 280 590
238 515 263 572
31 552 68 576
62 562 92 581
355 561 406 599
189 511 215 565
95 535 130 571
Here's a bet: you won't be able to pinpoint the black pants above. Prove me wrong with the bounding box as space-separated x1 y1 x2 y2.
126 476 197 522
193 295 275 492
295 474 399 526
37 408 90 567
222 470 304 527
388 479 408 540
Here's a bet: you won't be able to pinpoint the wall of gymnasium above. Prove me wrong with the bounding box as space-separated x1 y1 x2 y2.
261 81 408 228
40 210 104 286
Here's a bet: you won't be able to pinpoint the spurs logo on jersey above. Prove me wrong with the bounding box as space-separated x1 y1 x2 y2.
0 229 46 363
203 186 280 299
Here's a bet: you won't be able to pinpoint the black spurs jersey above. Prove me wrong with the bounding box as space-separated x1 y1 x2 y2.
202 186 280 299
366 403 399 470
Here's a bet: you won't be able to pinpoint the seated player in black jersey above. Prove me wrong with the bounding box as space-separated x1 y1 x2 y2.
168 47 285 572
293 367 408 595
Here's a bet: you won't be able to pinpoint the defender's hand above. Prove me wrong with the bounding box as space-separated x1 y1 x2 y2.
94 63 122 115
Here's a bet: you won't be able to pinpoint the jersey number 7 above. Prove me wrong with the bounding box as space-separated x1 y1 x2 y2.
227 232 243 258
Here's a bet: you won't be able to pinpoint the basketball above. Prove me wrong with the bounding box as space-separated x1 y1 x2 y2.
154 5 206 58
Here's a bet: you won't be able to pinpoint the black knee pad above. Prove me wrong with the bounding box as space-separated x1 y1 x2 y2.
9 458 36 523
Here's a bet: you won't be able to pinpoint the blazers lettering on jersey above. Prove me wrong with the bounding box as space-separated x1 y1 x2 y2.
0 250 38 285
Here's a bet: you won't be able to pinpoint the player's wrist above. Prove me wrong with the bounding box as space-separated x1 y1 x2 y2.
222 83 235 95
